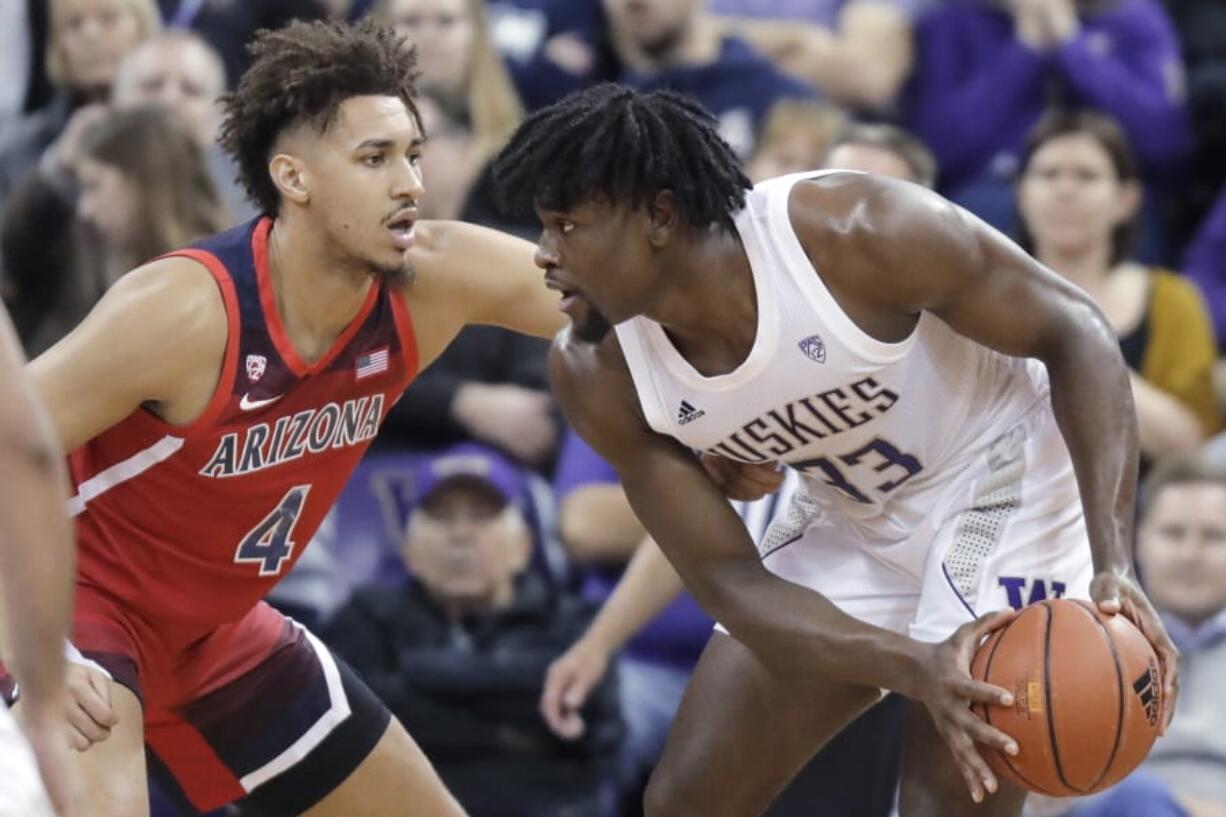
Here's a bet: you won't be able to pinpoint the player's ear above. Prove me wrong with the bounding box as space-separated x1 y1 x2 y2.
269 153 310 206
646 190 676 248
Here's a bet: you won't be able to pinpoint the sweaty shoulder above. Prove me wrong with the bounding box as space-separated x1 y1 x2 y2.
785 172 987 314
29 255 231 448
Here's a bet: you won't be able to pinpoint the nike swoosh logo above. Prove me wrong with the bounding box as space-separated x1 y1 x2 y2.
239 393 283 411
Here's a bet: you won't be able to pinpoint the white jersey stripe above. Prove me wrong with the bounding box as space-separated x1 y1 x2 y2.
67 435 186 517
239 624 351 792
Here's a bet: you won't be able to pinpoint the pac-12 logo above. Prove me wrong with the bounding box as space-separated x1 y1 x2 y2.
246 354 268 383
798 334 826 363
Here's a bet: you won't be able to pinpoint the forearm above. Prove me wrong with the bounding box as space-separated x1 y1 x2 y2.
0 417 74 711
1130 374 1205 457
695 558 923 693
583 536 686 654
1043 313 1138 575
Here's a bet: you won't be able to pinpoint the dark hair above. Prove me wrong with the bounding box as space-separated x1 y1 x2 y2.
1140 453 1226 520
492 84 750 232
80 106 228 266
825 122 938 189
1016 109 1140 266
218 19 420 215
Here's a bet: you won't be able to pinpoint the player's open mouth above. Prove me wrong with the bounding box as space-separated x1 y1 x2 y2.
545 276 582 314
386 210 416 250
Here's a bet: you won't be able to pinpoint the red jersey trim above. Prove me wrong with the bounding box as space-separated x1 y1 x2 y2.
252 217 381 378
389 289 419 381
154 249 241 436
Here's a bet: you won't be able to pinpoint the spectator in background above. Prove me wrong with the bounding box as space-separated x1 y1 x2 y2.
1016 110 1220 459
1029 454 1226 817
1164 0 1226 247
325 444 621 817
111 30 254 223
601 0 817 159
905 0 1191 247
486 0 607 112
374 0 525 222
1184 186 1226 355
743 99 845 183
0 0 160 210
5 107 228 354
822 121 937 187
708 0 921 112
75 106 228 277
154 0 329 87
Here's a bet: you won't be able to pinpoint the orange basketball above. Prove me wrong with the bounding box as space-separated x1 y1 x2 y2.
969 599 1163 796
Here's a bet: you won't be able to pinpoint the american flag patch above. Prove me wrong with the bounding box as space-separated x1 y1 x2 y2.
355 347 389 380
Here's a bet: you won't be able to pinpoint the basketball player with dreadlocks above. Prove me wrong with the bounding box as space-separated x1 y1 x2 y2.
493 84 1181 817
5 19 566 817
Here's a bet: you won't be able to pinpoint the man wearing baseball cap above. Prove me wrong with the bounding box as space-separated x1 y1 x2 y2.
325 443 622 817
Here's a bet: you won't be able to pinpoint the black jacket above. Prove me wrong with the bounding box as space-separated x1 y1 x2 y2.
324 575 622 817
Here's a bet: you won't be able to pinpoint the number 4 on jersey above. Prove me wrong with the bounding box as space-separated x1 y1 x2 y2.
234 485 311 576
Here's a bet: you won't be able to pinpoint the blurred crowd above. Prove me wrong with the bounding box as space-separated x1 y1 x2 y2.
2 1 1225 816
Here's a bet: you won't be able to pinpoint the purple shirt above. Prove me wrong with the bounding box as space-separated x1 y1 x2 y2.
904 0 1192 191
1184 188 1226 350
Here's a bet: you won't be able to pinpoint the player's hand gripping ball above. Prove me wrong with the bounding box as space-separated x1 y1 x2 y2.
970 599 1162 795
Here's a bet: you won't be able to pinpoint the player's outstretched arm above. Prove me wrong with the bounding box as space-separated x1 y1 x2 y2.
549 330 1020 797
404 221 565 366
0 303 80 816
541 534 684 739
27 257 229 453
791 174 1180 729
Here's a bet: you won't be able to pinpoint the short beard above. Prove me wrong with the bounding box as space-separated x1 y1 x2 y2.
366 257 416 289
573 307 612 343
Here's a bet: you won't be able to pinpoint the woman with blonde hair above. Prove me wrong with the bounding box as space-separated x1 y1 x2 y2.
375 0 524 219
0 0 161 206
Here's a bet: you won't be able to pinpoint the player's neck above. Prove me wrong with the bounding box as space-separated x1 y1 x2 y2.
265 215 374 363
648 229 758 374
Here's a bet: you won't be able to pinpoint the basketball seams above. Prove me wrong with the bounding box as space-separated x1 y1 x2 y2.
1071 599 1126 791
979 621 1059 796
1041 601 1080 795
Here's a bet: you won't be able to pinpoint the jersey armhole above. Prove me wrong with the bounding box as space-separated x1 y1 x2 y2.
389 289 420 382
146 249 241 435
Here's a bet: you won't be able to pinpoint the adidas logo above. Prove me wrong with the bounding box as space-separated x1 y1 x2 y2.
677 399 706 425
1132 660 1161 727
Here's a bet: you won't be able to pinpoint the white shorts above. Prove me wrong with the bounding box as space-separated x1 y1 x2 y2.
722 400 1093 644
0 705 55 817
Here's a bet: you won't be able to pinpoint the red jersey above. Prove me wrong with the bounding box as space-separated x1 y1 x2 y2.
70 217 418 648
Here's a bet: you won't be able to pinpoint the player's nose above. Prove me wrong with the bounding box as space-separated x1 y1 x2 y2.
391 156 424 200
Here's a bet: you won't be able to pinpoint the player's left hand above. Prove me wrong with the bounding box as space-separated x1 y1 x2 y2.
699 453 784 501
1090 571 1180 733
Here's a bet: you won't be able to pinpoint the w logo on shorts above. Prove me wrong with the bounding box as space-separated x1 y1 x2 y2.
798 334 826 363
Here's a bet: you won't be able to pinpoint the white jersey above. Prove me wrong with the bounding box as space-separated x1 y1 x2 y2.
615 171 1051 546
0 705 55 817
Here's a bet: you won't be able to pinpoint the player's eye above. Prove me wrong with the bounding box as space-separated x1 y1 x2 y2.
362 154 385 168
558 219 575 234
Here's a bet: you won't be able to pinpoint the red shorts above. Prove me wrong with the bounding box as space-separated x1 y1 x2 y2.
70 585 389 815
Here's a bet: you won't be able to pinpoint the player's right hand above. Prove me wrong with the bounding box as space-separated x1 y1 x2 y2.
65 662 117 751
540 637 610 740
699 453 784 501
913 609 1020 804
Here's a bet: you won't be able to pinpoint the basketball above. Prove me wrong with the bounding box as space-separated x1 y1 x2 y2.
970 599 1163 796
